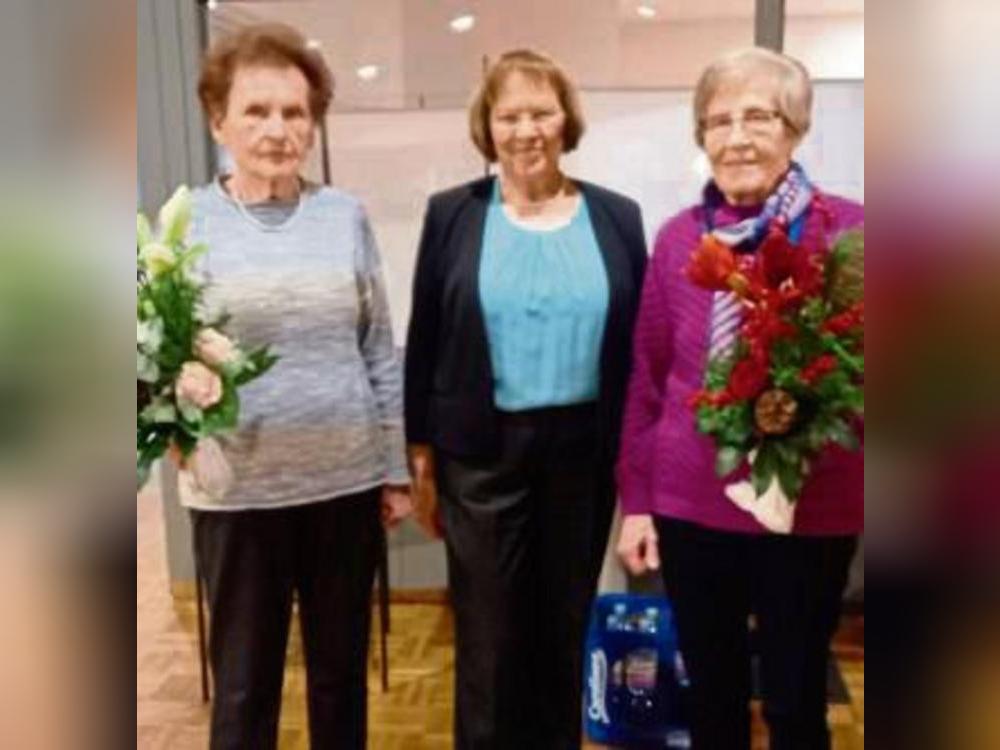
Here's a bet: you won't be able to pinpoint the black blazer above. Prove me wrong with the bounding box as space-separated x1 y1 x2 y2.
404 175 647 471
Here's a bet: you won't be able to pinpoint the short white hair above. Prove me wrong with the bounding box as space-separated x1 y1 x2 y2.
693 47 813 147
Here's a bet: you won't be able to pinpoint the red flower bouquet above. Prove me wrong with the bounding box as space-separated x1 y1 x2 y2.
686 224 864 531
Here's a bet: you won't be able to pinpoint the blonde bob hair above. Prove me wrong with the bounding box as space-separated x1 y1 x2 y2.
693 47 813 147
468 49 585 162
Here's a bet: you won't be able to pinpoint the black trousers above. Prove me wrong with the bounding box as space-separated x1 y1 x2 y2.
436 403 613 750
191 489 382 750
655 517 857 750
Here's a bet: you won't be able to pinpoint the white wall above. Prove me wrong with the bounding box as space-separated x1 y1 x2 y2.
786 14 865 79
325 80 864 344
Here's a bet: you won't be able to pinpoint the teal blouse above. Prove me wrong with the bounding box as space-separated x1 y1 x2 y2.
478 180 610 411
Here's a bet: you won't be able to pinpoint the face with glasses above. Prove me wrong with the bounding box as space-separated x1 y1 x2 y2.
701 81 800 206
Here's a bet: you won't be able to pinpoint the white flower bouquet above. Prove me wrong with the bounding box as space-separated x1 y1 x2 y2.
137 186 277 492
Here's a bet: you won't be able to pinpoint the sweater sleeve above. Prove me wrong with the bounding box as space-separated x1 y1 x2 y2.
616 221 678 515
354 204 409 484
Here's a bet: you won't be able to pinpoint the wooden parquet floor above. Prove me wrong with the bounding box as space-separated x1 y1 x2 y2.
138 488 864 749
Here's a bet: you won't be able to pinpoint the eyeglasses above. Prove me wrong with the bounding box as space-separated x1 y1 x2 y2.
701 108 784 139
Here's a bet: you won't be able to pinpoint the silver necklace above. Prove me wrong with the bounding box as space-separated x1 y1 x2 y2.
224 177 305 232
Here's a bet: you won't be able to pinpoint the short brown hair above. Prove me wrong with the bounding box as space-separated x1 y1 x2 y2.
468 49 585 162
197 22 334 124
693 47 813 148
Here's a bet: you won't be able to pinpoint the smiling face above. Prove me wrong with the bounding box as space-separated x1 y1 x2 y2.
488 71 566 182
702 77 801 206
209 64 315 184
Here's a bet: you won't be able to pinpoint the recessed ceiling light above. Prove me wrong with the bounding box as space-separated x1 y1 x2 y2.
206 0 219 10
306 39 322 50
356 64 381 81
449 13 476 33
636 3 656 19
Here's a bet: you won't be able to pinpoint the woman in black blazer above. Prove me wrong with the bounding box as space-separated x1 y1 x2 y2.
404 50 646 750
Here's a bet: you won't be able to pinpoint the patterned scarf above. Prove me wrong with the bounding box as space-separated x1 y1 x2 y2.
705 162 814 359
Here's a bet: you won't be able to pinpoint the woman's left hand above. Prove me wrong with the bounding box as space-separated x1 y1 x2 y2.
381 483 413 529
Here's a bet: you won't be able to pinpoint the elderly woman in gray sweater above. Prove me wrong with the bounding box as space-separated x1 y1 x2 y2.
184 23 410 750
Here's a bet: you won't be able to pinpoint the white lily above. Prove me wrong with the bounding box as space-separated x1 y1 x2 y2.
158 185 192 246
137 213 153 247
139 242 176 277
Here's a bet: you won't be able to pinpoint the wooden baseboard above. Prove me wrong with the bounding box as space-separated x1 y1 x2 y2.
387 588 449 604
170 580 198 600
170 580 448 605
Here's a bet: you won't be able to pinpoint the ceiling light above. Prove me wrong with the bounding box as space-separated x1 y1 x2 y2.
206 0 219 10
356 64 381 81
636 3 656 18
306 39 322 50
449 13 476 33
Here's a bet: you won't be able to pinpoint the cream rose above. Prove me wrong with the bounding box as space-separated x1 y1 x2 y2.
175 361 223 409
195 328 239 369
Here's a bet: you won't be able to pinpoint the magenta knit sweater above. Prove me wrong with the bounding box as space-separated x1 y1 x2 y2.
616 194 864 535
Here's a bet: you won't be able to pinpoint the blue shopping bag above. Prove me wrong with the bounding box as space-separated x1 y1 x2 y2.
583 593 691 748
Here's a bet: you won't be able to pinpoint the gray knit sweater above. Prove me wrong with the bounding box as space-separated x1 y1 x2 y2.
182 178 408 510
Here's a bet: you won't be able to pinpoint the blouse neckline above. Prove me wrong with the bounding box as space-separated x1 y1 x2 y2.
493 177 584 233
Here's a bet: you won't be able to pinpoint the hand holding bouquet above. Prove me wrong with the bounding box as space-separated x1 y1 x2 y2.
137 186 277 495
686 223 863 532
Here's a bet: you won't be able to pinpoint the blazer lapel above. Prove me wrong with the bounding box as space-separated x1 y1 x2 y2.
450 176 495 395
579 182 631 315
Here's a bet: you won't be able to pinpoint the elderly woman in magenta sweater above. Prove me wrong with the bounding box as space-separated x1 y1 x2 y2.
615 48 863 750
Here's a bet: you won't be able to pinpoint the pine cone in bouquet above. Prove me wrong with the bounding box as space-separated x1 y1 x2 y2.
826 229 864 311
754 388 799 435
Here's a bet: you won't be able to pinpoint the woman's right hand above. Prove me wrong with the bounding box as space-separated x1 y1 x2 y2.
407 443 443 539
617 514 661 575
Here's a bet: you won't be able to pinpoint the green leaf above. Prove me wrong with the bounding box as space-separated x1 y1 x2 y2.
144 272 201 373
715 446 745 477
137 351 159 383
751 442 779 495
137 317 164 352
234 347 279 386
200 384 239 434
778 461 805 502
799 297 828 328
137 427 170 488
827 418 860 451
140 399 177 424
826 229 864 310
173 429 198 457
704 351 738 390
772 364 801 390
177 399 203 425
178 242 209 270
